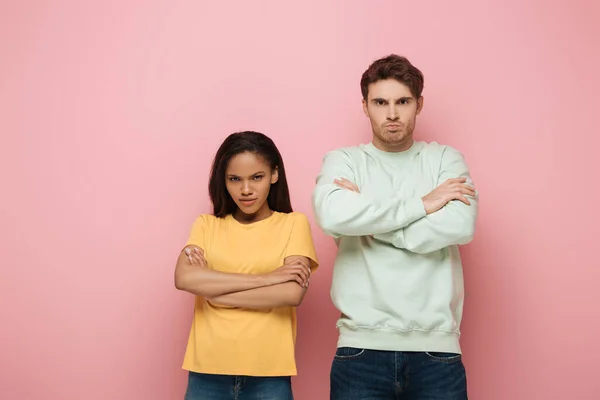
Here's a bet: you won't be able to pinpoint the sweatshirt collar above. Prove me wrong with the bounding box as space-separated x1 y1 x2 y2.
365 140 424 164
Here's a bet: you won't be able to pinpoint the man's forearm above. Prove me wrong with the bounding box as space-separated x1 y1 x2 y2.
373 198 477 253
312 150 427 238
313 186 426 237
373 146 478 253
207 282 307 309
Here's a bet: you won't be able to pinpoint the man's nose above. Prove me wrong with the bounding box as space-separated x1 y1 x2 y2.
387 104 399 120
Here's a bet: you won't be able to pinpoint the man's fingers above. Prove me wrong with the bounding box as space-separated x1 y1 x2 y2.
334 180 355 191
455 193 471 205
445 177 467 186
448 183 475 195
457 184 475 195
334 178 360 193
342 179 359 192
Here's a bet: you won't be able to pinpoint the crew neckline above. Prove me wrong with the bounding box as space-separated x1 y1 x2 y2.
365 140 423 164
228 211 280 227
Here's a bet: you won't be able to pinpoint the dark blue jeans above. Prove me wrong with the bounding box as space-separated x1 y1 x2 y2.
184 371 293 400
330 348 468 399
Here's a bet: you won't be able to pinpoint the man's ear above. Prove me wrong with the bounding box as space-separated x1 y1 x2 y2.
416 96 424 115
362 98 369 117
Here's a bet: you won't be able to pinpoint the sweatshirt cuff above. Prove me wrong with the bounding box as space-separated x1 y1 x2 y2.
401 197 427 225
373 231 395 245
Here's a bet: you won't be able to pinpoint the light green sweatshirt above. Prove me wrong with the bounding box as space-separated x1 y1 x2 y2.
312 140 478 354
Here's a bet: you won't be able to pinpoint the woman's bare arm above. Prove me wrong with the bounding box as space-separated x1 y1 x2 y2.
206 256 312 308
174 247 310 298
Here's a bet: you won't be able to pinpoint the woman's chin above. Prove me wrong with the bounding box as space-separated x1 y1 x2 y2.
234 202 270 222
237 204 259 215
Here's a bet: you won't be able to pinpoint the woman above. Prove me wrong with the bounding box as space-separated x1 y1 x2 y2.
174 131 319 400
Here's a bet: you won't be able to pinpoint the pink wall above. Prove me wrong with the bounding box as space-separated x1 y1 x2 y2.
1 1 599 399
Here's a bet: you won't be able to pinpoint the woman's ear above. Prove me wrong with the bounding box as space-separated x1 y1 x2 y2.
271 166 279 184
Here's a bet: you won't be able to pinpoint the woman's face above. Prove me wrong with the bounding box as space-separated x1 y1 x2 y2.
225 152 278 222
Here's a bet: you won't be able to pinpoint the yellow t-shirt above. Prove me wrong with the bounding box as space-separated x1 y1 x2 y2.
181 211 319 376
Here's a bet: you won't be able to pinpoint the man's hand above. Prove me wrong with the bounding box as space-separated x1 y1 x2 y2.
334 178 360 193
422 177 475 215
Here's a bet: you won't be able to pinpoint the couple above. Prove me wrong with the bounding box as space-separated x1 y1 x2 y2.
174 54 478 400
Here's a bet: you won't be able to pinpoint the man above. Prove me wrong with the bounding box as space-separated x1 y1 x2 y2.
312 54 478 399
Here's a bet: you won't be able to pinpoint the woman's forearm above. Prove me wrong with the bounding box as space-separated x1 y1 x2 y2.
207 282 307 309
174 255 269 297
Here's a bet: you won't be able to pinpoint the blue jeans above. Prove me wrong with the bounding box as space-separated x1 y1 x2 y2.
184 371 293 400
330 348 468 399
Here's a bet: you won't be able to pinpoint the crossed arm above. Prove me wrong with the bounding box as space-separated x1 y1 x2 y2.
312 147 478 253
174 248 312 309
311 150 427 237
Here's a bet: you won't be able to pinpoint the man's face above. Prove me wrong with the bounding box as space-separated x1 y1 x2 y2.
363 78 423 152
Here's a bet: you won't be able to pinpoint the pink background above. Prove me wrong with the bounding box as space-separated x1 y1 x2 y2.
1 1 599 399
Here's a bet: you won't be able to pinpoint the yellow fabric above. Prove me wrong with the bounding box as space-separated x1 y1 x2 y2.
181 211 319 376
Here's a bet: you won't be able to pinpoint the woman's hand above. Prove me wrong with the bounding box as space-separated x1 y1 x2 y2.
183 245 207 268
264 259 311 288
180 246 309 290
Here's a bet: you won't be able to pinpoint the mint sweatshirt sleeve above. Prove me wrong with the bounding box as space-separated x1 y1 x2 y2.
373 146 478 253
312 150 426 238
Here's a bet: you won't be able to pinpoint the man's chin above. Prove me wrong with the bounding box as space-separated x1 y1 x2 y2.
383 135 409 144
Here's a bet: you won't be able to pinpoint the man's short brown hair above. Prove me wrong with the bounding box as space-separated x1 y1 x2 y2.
360 54 424 100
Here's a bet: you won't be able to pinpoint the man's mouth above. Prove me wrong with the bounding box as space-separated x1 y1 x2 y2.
386 124 402 130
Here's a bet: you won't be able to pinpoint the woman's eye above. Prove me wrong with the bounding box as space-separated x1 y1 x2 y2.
253 175 263 180
229 177 239 182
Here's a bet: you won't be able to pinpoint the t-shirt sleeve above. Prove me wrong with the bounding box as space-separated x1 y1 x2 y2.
284 213 319 272
185 215 207 250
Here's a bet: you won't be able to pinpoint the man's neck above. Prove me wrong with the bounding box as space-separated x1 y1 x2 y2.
372 138 414 153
